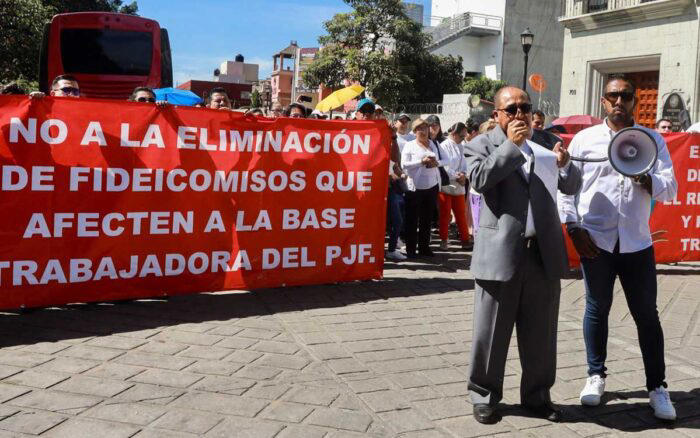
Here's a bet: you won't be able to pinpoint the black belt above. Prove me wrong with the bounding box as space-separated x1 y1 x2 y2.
524 236 538 249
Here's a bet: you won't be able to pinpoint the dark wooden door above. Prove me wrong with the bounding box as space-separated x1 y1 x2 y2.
621 70 659 129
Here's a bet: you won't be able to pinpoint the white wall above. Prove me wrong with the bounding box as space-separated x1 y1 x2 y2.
560 9 700 120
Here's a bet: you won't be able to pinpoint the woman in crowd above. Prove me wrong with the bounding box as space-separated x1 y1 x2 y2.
426 115 445 144
438 122 473 250
401 119 441 258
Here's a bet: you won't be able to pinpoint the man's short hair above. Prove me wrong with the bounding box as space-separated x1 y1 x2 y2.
129 86 155 101
655 118 672 128
533 109 545 119
51 74 78 89
465 117 481 134
206 87 229 103
286 102 307 117
605 74 636 94
1 82 26 95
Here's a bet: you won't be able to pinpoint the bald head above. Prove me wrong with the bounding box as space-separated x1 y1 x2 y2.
494 86 529 108
492 86 533 135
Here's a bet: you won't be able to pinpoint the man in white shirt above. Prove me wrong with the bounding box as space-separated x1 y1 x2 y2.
559 75 678 421
394 113 415 153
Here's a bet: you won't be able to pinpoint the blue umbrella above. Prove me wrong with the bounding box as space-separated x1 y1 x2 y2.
153 87 202 106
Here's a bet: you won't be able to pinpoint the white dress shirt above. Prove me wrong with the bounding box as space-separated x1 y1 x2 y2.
438 138 468 195
558 120 677 253
397 132 416 154
401 139 440 191
520 141 537 237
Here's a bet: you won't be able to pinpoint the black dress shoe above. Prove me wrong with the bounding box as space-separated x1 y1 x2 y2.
473 403 501 424
524 402 562 422
418 249 435 257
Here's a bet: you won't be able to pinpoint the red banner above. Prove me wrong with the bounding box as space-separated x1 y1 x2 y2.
0 96 390 309
562 132 700 266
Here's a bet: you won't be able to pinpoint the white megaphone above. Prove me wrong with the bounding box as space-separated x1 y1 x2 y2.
570 127 658 177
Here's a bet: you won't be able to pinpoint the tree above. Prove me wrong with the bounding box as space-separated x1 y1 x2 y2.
303 0 462 110
0 0 55 84
462 76 507 102
250 89 261 108
42 0 138 14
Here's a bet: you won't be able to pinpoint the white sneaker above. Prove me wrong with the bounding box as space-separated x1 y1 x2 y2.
386 250 407 261
580 375 605 406
439 240 449 250
396 238 404 249
649 386 676 421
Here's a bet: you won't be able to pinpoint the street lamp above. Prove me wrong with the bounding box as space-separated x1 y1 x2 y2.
520 27 534 91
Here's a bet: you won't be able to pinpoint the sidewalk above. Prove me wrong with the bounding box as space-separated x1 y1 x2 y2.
0 248 698 437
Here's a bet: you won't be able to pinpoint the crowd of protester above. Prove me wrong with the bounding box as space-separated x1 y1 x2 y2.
2 74 692 265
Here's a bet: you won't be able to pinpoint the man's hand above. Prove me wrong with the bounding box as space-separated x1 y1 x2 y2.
553 141 570 168
569 228 600 259
632 174 653 195
506 120 529 146
156 100 169 107
29 91 45 100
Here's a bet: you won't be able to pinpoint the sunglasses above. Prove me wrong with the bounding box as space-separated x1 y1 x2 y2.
604 91 635 102
57 86 80 96
136 97 156 103
497 102 532 115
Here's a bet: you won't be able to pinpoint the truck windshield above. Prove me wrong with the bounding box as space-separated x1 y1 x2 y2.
60 29 153 75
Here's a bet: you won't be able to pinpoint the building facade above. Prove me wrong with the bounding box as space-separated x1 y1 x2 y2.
425 0 564 114
270 42 297 107
215 54 259 84
559 0 698 128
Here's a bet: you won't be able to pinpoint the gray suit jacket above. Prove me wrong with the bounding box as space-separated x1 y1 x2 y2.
464 126 582 282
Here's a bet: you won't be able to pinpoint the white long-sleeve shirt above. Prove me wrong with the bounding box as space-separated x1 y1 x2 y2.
558 120 677 253
438 137 468 195
401 139 440 191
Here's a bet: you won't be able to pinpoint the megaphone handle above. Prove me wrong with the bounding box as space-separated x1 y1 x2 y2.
570 156 608 163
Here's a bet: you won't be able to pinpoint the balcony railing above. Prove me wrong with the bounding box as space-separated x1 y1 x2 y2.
559 0 692 31
425 12 502 49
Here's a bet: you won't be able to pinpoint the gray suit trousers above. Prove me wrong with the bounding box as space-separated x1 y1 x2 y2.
468 245 560 407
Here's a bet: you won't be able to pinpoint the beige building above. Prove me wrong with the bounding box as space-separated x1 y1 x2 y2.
559 0 698 128
215 54 259 85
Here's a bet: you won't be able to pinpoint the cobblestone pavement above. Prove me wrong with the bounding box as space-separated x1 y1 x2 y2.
0 247 698 437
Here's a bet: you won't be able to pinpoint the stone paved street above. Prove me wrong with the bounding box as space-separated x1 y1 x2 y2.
0 248 698 437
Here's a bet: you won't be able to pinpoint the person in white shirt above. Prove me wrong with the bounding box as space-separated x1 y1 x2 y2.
437 122 472 250
395 113 416 153
401 118 440 258
559 75 678 421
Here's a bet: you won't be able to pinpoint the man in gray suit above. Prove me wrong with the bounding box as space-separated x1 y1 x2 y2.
464 86 582 424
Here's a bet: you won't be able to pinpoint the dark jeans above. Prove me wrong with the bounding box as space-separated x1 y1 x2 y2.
387 185 404 252
581 243 666 391
404 185 438 254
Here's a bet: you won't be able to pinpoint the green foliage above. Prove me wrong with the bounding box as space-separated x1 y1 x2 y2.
250 89 261 108
462 76 507 102
303 0 463 110
0 0 55 84
43 0 138 14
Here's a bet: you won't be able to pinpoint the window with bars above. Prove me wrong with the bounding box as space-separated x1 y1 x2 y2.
587 0 608 12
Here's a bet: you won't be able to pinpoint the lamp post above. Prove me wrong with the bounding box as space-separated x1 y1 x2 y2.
520 27 534 91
